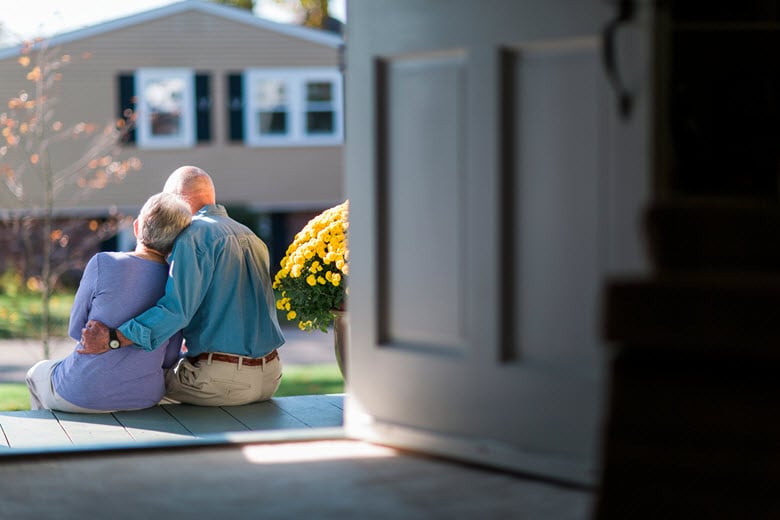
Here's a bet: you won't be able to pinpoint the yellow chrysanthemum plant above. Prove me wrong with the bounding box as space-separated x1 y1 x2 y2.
273 200 349 333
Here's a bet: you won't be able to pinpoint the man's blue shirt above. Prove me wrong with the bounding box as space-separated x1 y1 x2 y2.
118 204 285 357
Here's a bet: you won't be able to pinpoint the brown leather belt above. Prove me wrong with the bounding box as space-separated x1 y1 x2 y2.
189 349 278 367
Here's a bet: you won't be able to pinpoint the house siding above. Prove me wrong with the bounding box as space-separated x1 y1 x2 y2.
0 7 343 216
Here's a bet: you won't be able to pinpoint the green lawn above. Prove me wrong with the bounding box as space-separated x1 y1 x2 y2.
0 383 32 411
0 293 74 339
0 363 344 411
275 363 344 397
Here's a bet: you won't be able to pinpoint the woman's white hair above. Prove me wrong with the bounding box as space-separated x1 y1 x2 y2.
137 192 192 255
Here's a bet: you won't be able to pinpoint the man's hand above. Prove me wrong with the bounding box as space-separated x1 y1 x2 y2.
78 320 110 355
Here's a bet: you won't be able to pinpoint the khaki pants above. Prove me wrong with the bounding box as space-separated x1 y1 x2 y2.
163 352 282 406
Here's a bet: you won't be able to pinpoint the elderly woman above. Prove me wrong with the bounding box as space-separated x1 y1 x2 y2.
26 192 192 412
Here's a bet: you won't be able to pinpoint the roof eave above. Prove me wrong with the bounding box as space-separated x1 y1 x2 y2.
0 0 343 61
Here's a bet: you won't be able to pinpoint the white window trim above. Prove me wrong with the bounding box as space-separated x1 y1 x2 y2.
244 67 343 147
135 68 195 150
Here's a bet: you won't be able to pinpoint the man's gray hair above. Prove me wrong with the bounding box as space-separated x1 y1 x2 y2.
137 192 192 255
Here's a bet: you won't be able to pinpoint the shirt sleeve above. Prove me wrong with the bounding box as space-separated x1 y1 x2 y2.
118 229 213 351
68 255 99 341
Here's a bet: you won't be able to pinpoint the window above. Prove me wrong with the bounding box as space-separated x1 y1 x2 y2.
243 68 343 146
135 69 195 149
119 69 211 148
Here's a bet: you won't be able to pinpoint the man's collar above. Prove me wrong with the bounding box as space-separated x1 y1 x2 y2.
195 204 227 217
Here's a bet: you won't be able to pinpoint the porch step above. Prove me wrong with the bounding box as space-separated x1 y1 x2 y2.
597 276 780 518
596 201 780 518
605 273 780 350
645 200 780 273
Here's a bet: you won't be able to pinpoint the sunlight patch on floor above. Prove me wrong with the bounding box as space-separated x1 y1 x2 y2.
241 439 397 464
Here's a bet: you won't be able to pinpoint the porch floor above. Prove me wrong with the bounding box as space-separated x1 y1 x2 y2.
0 394 344 450
0 394 595 519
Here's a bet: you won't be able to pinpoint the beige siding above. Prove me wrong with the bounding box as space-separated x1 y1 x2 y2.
68 11 341 69
73 147 344 212
0 9 343 216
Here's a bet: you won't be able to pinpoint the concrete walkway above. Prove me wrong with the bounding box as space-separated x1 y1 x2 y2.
0 327 336 383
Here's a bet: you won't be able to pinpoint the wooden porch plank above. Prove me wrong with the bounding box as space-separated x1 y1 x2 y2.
112 407 194 442
271 395 344 428
0 395 344 449
52 412 133 445
221 401 309 431
0 410 72 447
161 404 251 436
321 394 345 410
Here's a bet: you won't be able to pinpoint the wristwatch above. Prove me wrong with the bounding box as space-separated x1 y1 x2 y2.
108 328 121 350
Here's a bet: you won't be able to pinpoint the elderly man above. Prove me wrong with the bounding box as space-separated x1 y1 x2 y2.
80 166 285 406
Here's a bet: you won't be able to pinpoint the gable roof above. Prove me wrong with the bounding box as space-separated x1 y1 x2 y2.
0 0 343 61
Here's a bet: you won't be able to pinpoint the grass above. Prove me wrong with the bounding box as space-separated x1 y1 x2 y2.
0 383 32 411
276 363 344 397
0 293 74 339
0 363 344 411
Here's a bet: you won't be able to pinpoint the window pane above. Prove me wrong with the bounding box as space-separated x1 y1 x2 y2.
307 82 332 102
255 79 287 107
259 110 287 135
306 110 334 134
143 77 185 137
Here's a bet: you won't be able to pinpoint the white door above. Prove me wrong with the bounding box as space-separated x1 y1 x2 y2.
344 0 650 486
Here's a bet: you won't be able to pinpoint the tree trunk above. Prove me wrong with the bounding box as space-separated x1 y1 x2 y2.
39 67 52 360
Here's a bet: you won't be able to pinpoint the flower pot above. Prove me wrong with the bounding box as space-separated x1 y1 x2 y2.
333 310 349 380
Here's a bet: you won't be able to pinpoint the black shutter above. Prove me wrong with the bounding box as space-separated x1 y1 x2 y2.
227 73 244 143
195 73 211 143
117 73 136 144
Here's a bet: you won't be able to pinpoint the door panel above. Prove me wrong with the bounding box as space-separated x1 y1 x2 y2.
378 50 468 349
345 0 650 485
512 39 603 369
